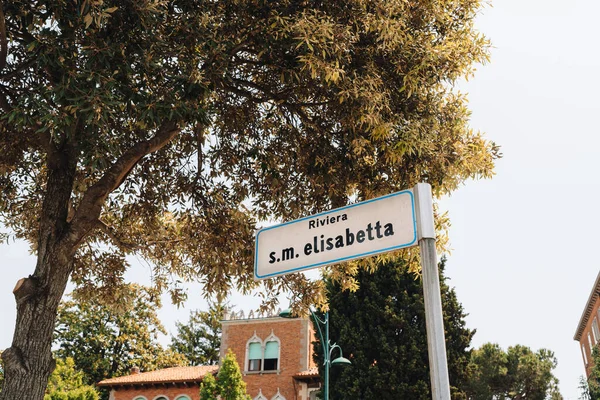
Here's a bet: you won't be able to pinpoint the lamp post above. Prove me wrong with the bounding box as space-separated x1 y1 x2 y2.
279 308 350 400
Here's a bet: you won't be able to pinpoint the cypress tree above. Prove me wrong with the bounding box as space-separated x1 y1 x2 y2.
200 350 250 400
316 257 473 399
199 373 219 400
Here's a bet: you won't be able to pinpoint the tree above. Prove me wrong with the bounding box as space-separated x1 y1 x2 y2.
578 346 600 400
0 0 499 397
44 358 99 400
53 284 188 389
315 257 473 399
465 343 563 400
199 350 251 400
170 301 228 366
0 352 3 392
579 375 592 400
199 373 220 400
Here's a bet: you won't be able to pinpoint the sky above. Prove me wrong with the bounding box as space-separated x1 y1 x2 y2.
1 0 599 399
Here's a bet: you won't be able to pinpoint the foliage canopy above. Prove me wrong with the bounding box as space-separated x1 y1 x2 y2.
170 301 228 366
199 373 220 400
54 284 188 387
315 257 473 399
199 350 251 400
465 343 563 400
0 0 497 398
0 0 498 304
44 358 99 400
580 346 600 400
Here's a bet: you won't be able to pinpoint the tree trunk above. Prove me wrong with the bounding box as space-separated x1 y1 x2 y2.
0 122 179 398
0 258 72 400
1 138 78 400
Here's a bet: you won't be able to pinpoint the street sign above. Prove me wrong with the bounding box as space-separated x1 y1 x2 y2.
254 190 417 279
254 183 451 400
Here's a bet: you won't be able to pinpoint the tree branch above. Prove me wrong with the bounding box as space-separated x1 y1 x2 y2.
228 76 330 108
67 121 180 247
0 0 7 71
96 219 134 251
2 346 28 374
13 276 40 304
0 53 39 81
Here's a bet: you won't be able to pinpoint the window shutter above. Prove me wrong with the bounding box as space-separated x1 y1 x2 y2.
249 342 262 359
264 341 279 359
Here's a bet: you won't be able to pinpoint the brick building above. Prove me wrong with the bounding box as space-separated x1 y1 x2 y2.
574 271 600 376
97 366 218 400
98 314 320 400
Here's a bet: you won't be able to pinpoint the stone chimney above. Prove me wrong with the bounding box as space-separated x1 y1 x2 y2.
130 366 140 375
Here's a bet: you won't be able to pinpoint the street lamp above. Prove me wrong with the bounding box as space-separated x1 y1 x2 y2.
279 308 351 400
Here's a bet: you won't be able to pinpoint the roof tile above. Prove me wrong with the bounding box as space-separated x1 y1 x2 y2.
293 367 319 378
97 365 218 387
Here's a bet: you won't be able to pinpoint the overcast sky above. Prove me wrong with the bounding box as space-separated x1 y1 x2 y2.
1 1 599 398
439 0 600 398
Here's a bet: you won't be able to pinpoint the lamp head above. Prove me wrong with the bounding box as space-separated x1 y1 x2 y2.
331 356 352 366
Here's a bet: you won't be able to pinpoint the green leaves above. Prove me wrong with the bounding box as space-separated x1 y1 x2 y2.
318 257 473 399
1 0 499 340
465 343 563 400
44 358 99 400
53 285 189 386
199 373 219 400
170 301 228 366
0 352 3 393
199 350 251 400
214 350 252 400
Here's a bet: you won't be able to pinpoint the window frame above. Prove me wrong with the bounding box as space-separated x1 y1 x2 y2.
245 331 263 373
262 331 281 372
270 389 286 400
253 391 268 400
245 331 281 374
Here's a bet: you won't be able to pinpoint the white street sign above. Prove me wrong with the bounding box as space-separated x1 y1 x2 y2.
254 190 417 279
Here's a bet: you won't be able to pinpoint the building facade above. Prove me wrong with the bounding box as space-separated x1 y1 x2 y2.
98 314 320 400
220 314 318 400
574 271 600 376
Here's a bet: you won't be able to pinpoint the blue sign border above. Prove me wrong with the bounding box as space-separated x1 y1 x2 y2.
254 190 417 279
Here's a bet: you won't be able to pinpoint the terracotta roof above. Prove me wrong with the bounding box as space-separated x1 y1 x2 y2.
574 270 600 341
293 367 319 379
97 365 218 387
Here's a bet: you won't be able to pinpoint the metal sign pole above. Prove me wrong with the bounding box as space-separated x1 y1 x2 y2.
414 183 451 400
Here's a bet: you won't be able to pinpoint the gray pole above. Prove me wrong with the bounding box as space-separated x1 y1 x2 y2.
324 311 330 400
414 183 451 400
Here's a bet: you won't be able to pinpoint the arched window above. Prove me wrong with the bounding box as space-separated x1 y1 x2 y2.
246 331 263 372
263 331 280 372
175 396 191 400
253 389 268 400
152 396 169 400
133 397 148 400
271 389 286 400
